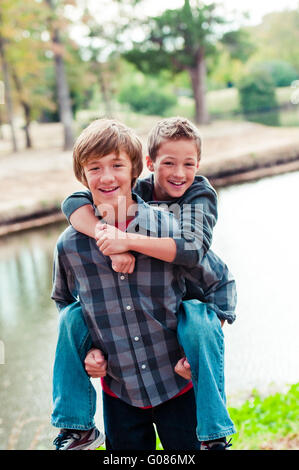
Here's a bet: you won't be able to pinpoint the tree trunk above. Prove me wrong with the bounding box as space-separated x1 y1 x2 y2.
0 34 18 152
11 68 32 148
97 63 112 117
54 43 74 150
45 0 74 150
189 49 210 125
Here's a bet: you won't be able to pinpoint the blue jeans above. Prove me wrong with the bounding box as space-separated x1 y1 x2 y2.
177 300 235 441
51 302 96 430
51 300 236 441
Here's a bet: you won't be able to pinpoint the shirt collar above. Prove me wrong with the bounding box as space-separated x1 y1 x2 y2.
127 192 162 237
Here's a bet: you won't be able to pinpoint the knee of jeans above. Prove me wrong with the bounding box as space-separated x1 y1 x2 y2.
181 302 220 343
58 302 86 337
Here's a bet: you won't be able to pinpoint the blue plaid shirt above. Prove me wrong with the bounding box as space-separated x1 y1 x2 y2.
62 174 219 268
52 194 236 408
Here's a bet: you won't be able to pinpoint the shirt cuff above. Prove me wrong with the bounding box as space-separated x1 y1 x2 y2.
172 238 199 267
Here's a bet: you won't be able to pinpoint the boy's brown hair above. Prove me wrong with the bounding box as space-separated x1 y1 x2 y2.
73 118 143 188
147 116 202 161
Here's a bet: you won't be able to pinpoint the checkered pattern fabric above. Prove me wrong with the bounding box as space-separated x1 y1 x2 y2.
52 194 236 408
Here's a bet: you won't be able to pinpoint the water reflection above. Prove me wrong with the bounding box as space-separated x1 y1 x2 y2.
0 224 66 450
212 171 299 402
0 223 105 450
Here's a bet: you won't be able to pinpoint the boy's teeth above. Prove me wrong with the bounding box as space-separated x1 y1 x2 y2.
169 181 184 185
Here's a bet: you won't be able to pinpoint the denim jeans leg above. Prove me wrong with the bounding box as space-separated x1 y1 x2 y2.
177 299 236 441
51 301 97 430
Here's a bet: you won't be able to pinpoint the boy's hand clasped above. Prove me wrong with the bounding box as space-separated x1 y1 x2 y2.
96 223 129 256
96 223 135 273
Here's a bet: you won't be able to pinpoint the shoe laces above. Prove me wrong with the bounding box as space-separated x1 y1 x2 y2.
53 430 81 450
202 437 232 450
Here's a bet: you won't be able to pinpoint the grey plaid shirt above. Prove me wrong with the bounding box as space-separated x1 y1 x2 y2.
52 194 236 408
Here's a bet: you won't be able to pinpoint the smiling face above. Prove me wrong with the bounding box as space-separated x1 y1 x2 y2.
146 139 199 201
83 151 134 221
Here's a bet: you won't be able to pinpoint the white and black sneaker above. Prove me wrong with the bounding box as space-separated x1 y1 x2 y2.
53 427 105 450
200 437 232 450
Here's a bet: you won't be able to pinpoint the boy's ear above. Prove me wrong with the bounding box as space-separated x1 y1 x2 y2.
146 155 155 172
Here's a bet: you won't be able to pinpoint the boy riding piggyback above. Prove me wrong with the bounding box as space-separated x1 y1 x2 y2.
52 117 236 451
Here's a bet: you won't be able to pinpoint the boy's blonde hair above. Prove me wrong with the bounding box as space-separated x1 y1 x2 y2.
73 118 143 188
147 116 202 161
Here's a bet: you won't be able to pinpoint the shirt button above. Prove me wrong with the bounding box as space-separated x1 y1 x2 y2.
134 336 139 341
141 364 146 370
126 305 131 310
120 275 125 280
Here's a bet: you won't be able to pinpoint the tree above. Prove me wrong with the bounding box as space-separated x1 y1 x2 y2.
123 0 254 124
0 5 18 151
0 0 55 150
248 9 299 73
44 0 74 150
0 31 18 152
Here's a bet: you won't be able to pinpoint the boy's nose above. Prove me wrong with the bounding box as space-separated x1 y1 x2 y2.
100 169 115 183
172 166 185 178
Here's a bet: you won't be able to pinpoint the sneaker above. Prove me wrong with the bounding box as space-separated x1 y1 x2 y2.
53 427 105 450
200 438 232 450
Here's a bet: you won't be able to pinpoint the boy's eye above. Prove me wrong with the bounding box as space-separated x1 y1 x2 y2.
163 161 173 165
113 163 123 168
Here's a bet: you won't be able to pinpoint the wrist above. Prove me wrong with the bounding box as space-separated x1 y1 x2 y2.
125 232 142 251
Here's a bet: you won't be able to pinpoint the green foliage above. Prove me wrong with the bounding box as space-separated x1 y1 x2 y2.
228 384 299 449
248 10 299 72
237 66 279 125
123 1 225 74
221 29 256 63
251 60 298 87
118 80 177 116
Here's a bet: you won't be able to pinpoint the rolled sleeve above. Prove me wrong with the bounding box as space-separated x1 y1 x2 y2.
61 190 93 223
172 193 217 268
51 246 77 312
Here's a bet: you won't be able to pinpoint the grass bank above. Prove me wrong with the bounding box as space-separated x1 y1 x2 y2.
227 383 299 450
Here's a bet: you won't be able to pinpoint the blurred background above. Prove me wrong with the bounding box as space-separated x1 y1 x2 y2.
0 0 298 450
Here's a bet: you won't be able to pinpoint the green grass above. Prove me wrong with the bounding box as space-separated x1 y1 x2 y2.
227 383 299 449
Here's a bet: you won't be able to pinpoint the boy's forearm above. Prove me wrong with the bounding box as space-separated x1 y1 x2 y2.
70 205 98 239
126 233 177 263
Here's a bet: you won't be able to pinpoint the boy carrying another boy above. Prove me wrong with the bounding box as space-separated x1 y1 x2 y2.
51 117 236 451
